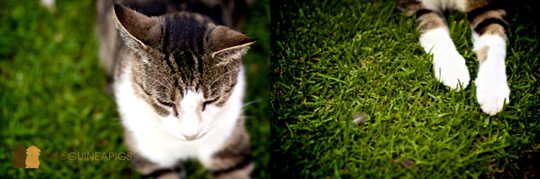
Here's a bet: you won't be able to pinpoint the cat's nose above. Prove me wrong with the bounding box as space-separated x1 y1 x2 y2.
179 125 200 140
182 133 199 140
178 110 203 140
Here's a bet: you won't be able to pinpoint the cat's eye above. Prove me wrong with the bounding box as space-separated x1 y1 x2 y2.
156 98 175 107
202 96 220 110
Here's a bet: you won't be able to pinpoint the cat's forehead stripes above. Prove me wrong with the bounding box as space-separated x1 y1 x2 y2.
160 13 213 54
156 13 240 101
158 13 216 93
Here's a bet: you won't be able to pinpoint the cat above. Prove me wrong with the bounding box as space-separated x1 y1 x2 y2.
96 0 255 178
397 0 510 115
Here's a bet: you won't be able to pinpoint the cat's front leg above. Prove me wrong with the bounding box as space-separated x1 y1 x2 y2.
131 154 185 179
125 130 185 179
420 28 471 91
467 5 510 115
473 35 510 115
411 7 470 90
205 118 253 179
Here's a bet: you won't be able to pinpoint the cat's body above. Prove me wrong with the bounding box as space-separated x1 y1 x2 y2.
398 0 510 115
96 0 254 178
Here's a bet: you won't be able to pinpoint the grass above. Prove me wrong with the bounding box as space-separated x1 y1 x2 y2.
271 0 539 178
0 0 269 178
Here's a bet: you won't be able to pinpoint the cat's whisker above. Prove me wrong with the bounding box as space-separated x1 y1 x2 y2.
207 69 237 90
241 99 262 109
139 72 174 94
157 71 176 86
209 87 221 94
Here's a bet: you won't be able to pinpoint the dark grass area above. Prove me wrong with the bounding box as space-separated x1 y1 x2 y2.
0 0 269 178
271 0 539 178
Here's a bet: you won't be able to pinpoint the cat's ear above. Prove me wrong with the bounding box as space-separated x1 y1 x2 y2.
112 4 160 50
209 26 255 63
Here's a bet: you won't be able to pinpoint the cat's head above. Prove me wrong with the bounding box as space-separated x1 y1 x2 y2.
112 4 254 141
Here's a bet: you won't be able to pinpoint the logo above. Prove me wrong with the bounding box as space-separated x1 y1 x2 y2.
12 144 132 169
12 145 41 169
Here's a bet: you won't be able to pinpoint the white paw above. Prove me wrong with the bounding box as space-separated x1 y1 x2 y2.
475 62 510 115
432 52 470 91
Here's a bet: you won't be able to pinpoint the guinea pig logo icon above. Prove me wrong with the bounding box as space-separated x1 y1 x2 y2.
12 145 41 169
25 145 41 168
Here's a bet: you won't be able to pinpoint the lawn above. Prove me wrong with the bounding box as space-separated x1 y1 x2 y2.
271 0 539 178
0 0 269 178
